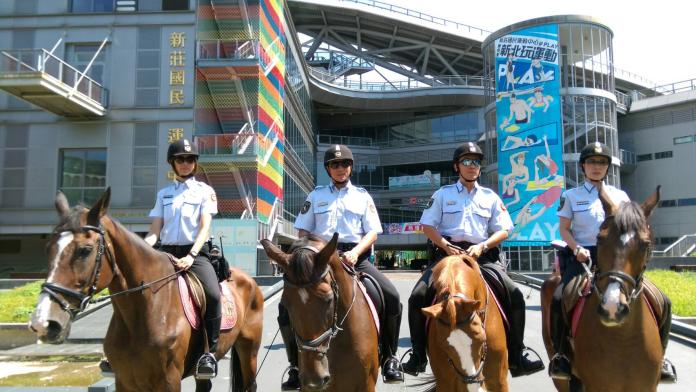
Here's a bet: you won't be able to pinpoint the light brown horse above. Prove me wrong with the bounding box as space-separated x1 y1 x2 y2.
421 255 509 392
29 188 264 392
261 233 379 392
542 185 663 392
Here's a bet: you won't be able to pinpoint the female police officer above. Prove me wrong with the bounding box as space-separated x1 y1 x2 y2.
149 138 221 379
549 141 677 382
279 144 404 386
402 141 544 378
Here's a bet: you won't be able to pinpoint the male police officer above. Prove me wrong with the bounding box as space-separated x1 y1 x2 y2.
279 145 404 387
402 141 545 378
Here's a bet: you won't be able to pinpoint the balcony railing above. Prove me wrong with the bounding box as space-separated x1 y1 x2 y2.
197 39 258 61
0 48 108 107
652 234 696 258
308 67 486 91
195 133 257 157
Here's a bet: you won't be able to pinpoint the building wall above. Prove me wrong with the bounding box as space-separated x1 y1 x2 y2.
619 100 696 243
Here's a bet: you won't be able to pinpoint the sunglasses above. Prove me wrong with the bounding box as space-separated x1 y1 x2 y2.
458 159 482 167
585 159 609 166
174 156 197 164
328 160 352 169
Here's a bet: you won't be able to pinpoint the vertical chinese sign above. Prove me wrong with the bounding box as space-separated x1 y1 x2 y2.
166 32 187 181
495 25 564 245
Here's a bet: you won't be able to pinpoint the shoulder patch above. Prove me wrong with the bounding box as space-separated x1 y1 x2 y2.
557 196 565 211
369 204 376 213
301 201 311 214
426 198 434 209
210 193 217 202
500 202 507 212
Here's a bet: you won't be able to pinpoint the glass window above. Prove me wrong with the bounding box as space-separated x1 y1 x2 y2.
162 0 189 11
60 149 107 205
637 153 652 162
132 123 158 206
658 199 677 208
673 135 694 145
678 198 696 207
66 43 107 84
654 151 673 159
71 0 114 13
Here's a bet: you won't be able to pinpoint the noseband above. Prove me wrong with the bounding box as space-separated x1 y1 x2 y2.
283 245 357 356
41 225 115 319
438 291 488 385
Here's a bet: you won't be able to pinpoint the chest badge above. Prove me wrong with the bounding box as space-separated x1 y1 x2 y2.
446 200 457 206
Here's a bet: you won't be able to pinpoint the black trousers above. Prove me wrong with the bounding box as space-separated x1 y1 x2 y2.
160 243 221 321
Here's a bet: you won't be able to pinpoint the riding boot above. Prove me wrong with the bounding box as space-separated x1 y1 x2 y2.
380 307 404 384
658 295 677 383
98 358 114 377
196 315 221 379
402 298 428 376
508 305 544 377
279 324 301 390
548 293 571 380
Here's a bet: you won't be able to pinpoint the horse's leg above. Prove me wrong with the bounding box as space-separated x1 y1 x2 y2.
234 285 264 390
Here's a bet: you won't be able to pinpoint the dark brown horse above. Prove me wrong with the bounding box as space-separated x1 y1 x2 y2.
261 233 379 392
541 185 663 392
421 255 508 392
29 189 264 392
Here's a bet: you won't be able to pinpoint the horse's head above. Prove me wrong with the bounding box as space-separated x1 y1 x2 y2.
261 233 342 391
421 255 487 386
595 185 660 326
30 188 116 343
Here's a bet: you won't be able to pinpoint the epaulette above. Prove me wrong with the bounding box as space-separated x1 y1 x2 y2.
354 187 367 193
314 185 327 190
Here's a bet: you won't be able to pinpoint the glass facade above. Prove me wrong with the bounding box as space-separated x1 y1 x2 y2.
59 149 108 205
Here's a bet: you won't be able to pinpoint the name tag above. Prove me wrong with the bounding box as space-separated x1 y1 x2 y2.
163 195 173 199
576 200 589 206
446 200 457 206
318 201 328 207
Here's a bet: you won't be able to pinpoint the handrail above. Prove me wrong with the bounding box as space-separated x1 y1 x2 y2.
194 133 257 156
197 39 258 60
339 0 490 36
308 66 486 91
652 234 696 257
0 48 108 107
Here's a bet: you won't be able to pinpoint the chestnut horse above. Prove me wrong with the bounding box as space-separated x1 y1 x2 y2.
541 185 663 392
261 233 379 392
30 189 264 392
421 255 508 392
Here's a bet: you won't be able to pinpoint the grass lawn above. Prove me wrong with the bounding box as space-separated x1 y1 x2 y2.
0 281 109 323
645 270 696 317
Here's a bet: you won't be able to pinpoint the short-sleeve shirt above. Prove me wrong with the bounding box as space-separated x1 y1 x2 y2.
294 181 382 243
150 178 218 245
420 181 513 244
557 182 630 247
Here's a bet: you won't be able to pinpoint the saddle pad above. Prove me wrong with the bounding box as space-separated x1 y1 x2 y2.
357 279 380 334
177 275 237 331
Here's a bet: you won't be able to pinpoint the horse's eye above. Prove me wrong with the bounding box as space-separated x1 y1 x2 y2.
76 246 93 258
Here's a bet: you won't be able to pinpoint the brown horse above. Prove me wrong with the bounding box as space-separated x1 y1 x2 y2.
261 233 379 392
29 188 264 392
421 255 509 392
542 185 663 392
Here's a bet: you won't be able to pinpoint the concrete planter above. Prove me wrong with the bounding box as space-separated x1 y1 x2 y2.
0 322 36 350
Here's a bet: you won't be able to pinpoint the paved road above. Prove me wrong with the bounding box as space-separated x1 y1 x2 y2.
182 271 695 392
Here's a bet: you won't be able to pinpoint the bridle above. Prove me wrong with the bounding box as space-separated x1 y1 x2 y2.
437 290 489 385
283 245 357 356
41 224 116 319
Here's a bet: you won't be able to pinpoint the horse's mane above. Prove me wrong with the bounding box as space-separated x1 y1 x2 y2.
614 201 648 237
432 255 481 329
287 234 327 284
53 205 89 234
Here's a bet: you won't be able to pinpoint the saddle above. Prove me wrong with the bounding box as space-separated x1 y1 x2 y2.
478 265 510 330
177 272 237 331
341 260 381 334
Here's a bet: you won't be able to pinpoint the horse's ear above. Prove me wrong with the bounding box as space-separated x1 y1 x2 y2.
421 302 444 319
316 232 339 270
87 187 111 226
598 183 616 216
260 239 290 270
641 185 661 218
55 191 70 218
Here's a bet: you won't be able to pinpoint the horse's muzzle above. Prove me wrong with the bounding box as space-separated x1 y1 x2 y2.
29 293 72 343
598 282 630 326
301 375 331 392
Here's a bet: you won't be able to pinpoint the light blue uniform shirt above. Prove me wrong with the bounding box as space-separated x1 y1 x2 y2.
420 181 513 244
294 181 382 243
150 178 218 245
557 182 630 247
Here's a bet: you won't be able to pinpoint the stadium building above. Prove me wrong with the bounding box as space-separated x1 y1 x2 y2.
1 0 695 276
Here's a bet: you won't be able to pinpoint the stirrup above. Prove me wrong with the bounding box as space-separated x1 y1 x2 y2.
281 366 301 391
195 353 218 380
381 356 404 384
660 358 677 383
548 353 571 380
99 359 114 378
400 349 427 376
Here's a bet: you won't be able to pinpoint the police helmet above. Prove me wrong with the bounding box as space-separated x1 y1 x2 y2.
324 144 354 165
167 138 199 163
453 142 484 163
579 141 612 164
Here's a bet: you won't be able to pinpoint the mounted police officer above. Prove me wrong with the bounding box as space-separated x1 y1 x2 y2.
99 138 221 379
277 144 404 389
550 141 677 382
402 141 545 378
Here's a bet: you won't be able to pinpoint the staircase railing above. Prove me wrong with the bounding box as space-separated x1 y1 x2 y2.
652 234 696 257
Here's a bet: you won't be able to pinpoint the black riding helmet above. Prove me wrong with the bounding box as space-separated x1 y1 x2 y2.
167 138 199 163
324 144 354 166
579 141 612 164
452 141 484 163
